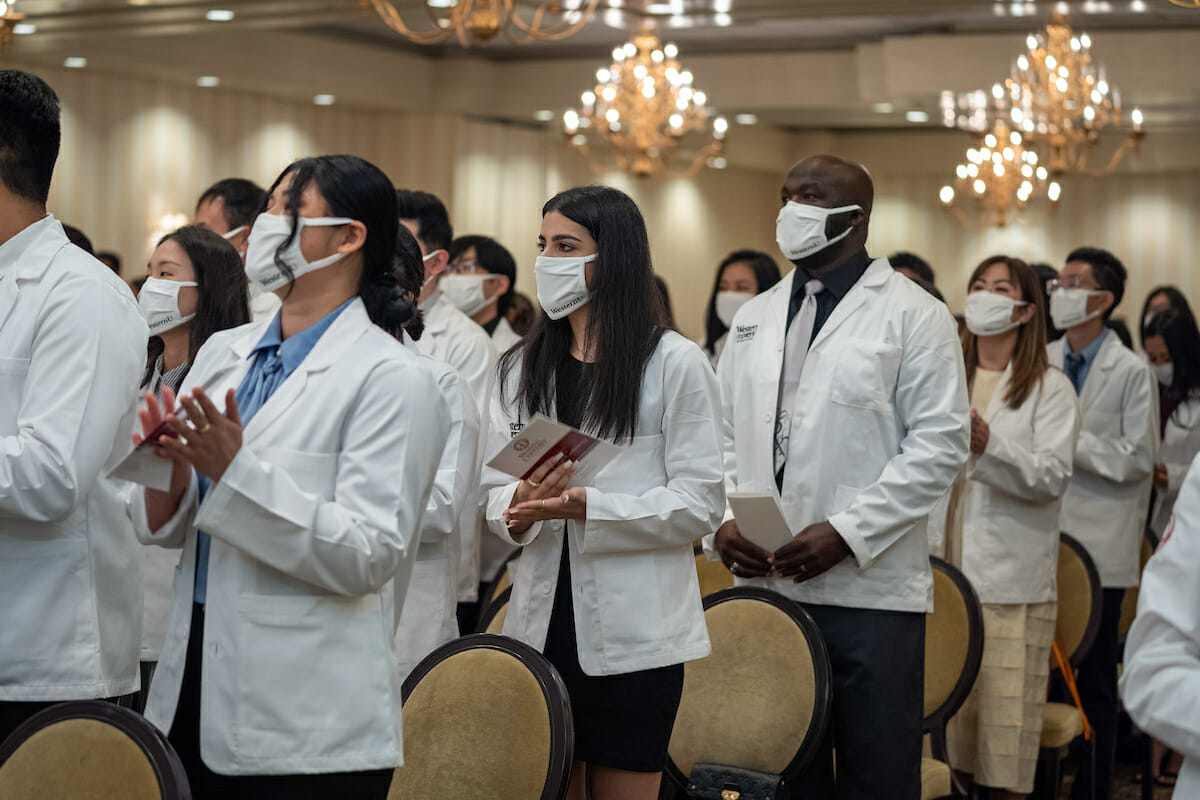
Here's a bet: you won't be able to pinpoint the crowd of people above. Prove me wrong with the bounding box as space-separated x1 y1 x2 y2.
4 66 1200 800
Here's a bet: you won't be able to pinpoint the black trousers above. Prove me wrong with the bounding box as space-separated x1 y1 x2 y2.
170 604 394 800
1068 588 1125 800
788 604 925 800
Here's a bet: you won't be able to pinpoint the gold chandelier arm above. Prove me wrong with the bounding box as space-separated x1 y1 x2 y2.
365 0 453 45
502 0 602 44
1073 131 1143 177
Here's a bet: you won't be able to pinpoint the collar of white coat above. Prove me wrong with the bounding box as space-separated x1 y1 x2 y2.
980 361 1015 423
420 292 460 336
767 256 892 340
0 214 67 280
229 295 370 374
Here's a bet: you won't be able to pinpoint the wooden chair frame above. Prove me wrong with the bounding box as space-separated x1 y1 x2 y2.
475 585 513 634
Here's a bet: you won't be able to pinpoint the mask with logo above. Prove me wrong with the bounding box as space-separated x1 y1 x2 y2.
715 291 753 328
535 254 596 319
1049 287 1107 331
776 201 862 261
964 291 1027 337
139 276 198 334
440 274 493 316
243 213 353 292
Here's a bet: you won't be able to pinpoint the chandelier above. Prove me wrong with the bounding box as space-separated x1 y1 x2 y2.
561 27 727 178
364 0 600 47
940 120 1062 227
1005 13 1143 174
1 0 23 52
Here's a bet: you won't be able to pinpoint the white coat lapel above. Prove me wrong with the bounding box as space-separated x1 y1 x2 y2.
0 222 69 332
809 258 889 352
1079 333 1122 411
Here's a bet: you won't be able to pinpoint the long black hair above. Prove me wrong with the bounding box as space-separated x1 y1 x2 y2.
144 225 249 386
391 224 426 341
265 155 412 332
1140 285 1197 348
500 185 667 444
702 249 781 355
1144 308 1200 399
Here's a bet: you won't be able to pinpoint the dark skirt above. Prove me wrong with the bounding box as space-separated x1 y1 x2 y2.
542 542 685 773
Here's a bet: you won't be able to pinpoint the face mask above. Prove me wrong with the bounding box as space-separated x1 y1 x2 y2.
243 213 353 292
139 276 198 334
1153 362 1174 387
776 201 862 261
715 291 753 328
221 225 246 241
964 291 1027 337
1049 287 1106 331
535 254 596 320
440 274 493 316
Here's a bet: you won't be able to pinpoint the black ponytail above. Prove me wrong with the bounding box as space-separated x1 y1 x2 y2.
389 223 427 341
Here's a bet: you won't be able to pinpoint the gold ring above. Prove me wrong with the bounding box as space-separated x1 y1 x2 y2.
197 423 212 433
527 479 540 489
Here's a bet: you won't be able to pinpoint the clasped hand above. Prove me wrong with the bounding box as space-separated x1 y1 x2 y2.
133 385 244 486
715 519 851 583
502 452 588 536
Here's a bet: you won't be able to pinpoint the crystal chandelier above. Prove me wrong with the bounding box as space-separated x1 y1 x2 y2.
0 0 23 52
1004 13 1143 174
940 120 1062 228
364 0 600 47
561 27 727 178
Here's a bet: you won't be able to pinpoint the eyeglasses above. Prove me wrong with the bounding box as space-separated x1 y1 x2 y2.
444 260 485 275
1046 275 1093 293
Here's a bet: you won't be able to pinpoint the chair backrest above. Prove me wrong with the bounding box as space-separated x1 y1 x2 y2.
476 586 512 635
693 546 734 598
392 633 573 800
0 701 190 800
923 558 984 734
666 588 832 788
1056 533 1103 670
483 557 516 608
1119 529 1158 641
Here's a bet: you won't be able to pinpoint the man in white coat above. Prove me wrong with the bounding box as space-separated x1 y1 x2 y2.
1047 247 1159 800
395 189 497 630
711 155 970 800
192 177 275 323
1121 452 1200 799
0 70 148 740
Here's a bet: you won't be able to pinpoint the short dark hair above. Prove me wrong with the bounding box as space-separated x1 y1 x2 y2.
1066 246 1126 318
448 234 517 315
196 178 267 232
97 251 122 274
888 251 935 285
395 189 452 253
0 70 61 204
62 224 94 255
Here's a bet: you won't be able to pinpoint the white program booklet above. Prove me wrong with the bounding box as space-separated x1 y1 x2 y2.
728 492 796 552
486 414 619 487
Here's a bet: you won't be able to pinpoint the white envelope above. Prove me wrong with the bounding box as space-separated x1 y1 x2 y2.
728 492 796 552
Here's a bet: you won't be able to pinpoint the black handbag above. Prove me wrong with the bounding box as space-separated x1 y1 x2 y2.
686 762 783 800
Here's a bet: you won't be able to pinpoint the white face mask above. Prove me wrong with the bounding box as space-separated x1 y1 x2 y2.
715 291 753 328
1050 287 1106 331
440 273 493 316
535 254 596 320
964 291 1027 337
139 276 198 335
776 201 862 261
243 212 353 292
1153 361 1174 387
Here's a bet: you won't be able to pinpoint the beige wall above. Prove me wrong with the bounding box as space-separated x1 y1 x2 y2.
16 64 1200 342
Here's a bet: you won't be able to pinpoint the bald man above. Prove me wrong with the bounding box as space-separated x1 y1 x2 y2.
707 156 970 799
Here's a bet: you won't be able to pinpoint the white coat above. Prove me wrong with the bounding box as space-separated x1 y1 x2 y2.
415 291 497 602
1049 333 1159 588
1120 451 1200 799
130 300 449 775
959 366 1080 603
480 315 523 586
481 332 722 675
708 259 969 613
1150 395 1200 539
491 315 523 356
392 350 480 680
0 214 147 700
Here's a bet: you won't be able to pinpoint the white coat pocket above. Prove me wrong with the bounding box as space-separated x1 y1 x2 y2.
831 339 902 414
0 357 30 434
0 538 91 683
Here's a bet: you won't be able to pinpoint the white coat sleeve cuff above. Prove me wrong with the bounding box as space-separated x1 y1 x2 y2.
484 481 544 547
130 470 198 547
701 531 721 562
828 510 871 569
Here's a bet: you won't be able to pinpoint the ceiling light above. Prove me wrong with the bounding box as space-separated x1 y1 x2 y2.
735 113 757 125
63 57 87 68
196 76 220 87
714 12 731 25
1129 0 1145 10
647 2 672 12
313 94 336 106
13 22 36 34
205 8 234 21
427 0 457 6
905 110 929 123
873 102 894 113
713 0 731 10
533 109 554 121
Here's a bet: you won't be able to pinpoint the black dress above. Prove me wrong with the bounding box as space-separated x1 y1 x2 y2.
540 356 685 773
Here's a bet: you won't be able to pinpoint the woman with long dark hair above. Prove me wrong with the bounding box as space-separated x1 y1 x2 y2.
700 249 781 365
1145 308 1200 537
1140 285 1197 349
946 255 1080 800
129 155 449 799
136 225 248 710
482 186 725 800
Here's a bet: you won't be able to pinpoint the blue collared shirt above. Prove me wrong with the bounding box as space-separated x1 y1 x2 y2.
1062 327 1108 395
193 299 354 604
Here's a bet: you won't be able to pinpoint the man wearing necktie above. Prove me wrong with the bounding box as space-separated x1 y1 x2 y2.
1046 249 1159 800
709 155 970 800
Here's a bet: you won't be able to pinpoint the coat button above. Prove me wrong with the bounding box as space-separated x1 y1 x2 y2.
543 583 553 596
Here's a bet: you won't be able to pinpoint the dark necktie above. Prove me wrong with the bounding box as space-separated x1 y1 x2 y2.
1064 352 1086 394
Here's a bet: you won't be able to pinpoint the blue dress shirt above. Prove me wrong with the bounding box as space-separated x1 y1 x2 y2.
1063 327 1108 395
193 299 353 604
